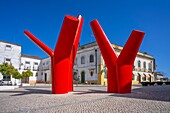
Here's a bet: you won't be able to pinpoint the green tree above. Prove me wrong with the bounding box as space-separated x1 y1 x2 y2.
12 69 22 85
12 69 21 79
0 62 21 85
22 70 33 78
21 70 33 83
0 62 15 80
0 62 21 79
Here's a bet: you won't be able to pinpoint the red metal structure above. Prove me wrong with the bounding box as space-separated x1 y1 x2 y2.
90 20 145 93
24 15 83 94
24 14 144 94
68 15 84 92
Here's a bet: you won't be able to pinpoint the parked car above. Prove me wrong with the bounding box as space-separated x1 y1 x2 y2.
2 80 12 86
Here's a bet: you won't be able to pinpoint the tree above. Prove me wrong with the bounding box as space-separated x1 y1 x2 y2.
12 69 21 79
0 62 16 80
0 63 11 76
22 70 33 78
0 62 22 85
21 70 33 83
12 69 22 85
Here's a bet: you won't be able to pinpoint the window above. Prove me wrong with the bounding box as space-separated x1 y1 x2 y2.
138 60 141 68
81 56 85 64
34 62 38 65
5 45 12 51
6 45 11 48
148 62 152 71
46 61 49 65
5 58 11 62
36 72 38 76
25 61 30 64
89 55 94 63
43 62 45 65
143 62 146 69
5 58 11 64
90 71 94 77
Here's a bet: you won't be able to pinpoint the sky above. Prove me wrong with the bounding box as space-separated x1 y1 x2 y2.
0 0 170 77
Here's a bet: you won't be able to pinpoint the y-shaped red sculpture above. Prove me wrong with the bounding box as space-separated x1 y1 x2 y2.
68 15 83 92
90 20 145 93
24 15 83 94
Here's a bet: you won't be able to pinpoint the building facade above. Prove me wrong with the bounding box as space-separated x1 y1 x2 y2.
38 57 51 83
19 54 41 84
0 40 156 85
73 42 155 85
0 40 21 85
0 40 41 85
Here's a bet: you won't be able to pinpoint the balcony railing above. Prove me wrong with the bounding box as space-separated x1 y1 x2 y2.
136 68 141 71
148 69 152 73
33 67 39 71
24 66 31 70
141 68 148 72
42 66 50 71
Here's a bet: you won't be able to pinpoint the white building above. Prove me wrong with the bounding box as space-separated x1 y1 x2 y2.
0 40 156 85
20 54 41 84
38 57 51 83
0 40 21 85
0 41 41 85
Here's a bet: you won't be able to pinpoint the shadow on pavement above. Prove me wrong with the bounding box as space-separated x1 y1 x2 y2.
109 85 170 102
0 85 170 102
73 85 170 102
0 88 51 96
73 89 108 95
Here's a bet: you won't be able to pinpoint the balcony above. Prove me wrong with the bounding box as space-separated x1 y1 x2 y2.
42 66 50 71
33 67 39 71
136 68 141 71
24 66 31 70
148 69 152 73
141 68 148 72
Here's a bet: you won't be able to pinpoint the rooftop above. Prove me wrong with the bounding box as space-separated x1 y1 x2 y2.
21 54 42 60
79 41 154 59
0 40 21 46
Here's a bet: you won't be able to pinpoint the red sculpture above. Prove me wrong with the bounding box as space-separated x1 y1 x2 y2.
24 14 144 94
24 15 83 94
68 15 83 92
90 20 145 93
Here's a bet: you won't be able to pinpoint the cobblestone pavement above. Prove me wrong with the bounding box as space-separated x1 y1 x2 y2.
0 85 170 113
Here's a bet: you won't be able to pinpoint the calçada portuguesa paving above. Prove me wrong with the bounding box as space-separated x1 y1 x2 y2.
0 84 170 113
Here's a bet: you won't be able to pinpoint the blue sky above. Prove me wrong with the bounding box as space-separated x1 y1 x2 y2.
0 0 170 77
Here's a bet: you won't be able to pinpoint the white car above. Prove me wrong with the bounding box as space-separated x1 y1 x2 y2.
2 80 12 86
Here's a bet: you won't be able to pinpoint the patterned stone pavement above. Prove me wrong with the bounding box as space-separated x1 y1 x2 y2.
0 85 170 113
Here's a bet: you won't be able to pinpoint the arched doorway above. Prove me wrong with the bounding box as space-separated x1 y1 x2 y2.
81 71 85 83
132 74 135 80
137 73 141 83
142 74 146 81
148 74 152 82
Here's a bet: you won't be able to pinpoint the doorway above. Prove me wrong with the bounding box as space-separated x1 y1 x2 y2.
81 71 85 83
44 73 47 83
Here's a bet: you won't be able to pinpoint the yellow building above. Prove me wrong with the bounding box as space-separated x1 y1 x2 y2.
73 42 155 85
